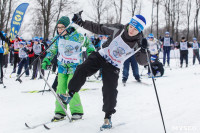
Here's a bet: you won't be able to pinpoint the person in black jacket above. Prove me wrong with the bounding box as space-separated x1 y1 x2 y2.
176 37 191 68
59 12 148 129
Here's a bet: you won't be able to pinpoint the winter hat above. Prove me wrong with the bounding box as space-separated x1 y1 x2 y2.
165 31 169 35
3 33 7 37
193 37 197 41
148 33 154 38
34 36 40 42
19 41 26 46
129 15 146 33
181 37 185 40
57 16 70 27
151 55 157 61
40 37 43 40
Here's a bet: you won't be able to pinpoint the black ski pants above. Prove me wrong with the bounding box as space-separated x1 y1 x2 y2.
32 56 44 78
193 49 200 64
0 53 3 80
180 52 188 65
13 53 20 71
68 52 120 115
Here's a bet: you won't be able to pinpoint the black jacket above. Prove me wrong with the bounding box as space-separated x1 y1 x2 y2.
82 20 148 66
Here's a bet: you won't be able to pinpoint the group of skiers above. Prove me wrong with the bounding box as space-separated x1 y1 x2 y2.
1 11 200 130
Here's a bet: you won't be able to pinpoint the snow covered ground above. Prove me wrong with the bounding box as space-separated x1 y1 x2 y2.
1 56 200 133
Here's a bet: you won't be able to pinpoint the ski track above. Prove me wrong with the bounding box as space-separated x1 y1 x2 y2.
1 59 200 133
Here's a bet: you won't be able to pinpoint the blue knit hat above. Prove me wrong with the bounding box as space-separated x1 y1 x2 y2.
193 37 197 41
151 55 157 61
129 15 146 33
19 41 26 46
148 33 154 38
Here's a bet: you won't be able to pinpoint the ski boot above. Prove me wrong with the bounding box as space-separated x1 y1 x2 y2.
122 80 126 86
136 78 141 82
71 113 83 121
51 113 66 122
100 118 112 131
155 71 161 77
59 93 72 105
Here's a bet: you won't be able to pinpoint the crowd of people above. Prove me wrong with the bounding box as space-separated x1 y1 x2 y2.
0 13 200 130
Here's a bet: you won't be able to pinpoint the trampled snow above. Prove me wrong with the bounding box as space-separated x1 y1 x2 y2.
1 51 200 133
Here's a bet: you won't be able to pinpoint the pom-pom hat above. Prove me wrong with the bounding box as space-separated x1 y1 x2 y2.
129 15 146 33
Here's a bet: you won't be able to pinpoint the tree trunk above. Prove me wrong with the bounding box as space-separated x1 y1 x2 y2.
119 0 123 23
150 0 154 33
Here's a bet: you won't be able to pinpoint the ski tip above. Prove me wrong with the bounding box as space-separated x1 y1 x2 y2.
43 124 50 130
25 123 30 128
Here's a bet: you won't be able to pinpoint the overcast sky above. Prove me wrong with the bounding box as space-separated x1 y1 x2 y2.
14 0 193 39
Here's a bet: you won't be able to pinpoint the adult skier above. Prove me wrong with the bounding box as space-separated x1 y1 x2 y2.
58 12 149 130
160 32 174 66
41 16 95 121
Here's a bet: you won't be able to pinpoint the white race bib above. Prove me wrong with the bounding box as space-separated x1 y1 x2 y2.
180 42 188 50
193 42 199 49
164 37 170 46
99 30 135 69
33 44 42 55
57 39 82 64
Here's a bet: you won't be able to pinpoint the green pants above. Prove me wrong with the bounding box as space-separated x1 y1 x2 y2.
55 73 83 115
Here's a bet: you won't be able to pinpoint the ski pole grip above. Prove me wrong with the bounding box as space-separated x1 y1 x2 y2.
79 10 83 15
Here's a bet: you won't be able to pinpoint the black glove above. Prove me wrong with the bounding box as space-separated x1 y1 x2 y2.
72 11 84 27
141 38 148 52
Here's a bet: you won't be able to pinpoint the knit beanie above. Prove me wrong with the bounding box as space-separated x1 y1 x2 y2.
129 15 146 33
57 16 70 27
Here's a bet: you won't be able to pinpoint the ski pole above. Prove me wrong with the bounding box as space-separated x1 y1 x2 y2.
145 49 167 133
0 61 6 88
16 22 74 83
37 58 72 122
42 69 51 95
10 58 24 78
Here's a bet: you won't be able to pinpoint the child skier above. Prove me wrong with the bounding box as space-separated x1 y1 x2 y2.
176 37 191 68
17 41 29 77
31 37 45 80
147 33 160 58
60 12 149 130
148 55 164 77
41 16 95 121
192 38 200 65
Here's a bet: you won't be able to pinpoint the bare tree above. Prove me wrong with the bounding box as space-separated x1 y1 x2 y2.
186 0 192 40
155 0 160 38
35 0 76 39
130 0 138 16
171 0 175 38
150 0 155 33
136 0 142 14
194 0 200 38
162 0 171 31
5 0 13 33
89 0 108 24
175 0 181 41
0 0 8 31
119 0 123 23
